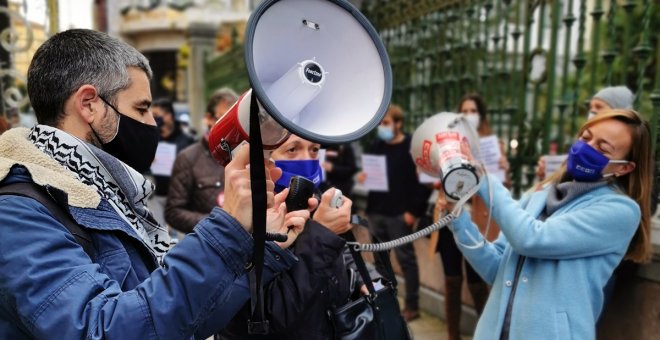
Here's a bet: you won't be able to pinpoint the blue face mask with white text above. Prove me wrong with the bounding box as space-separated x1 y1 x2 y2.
274 159 322 193
566 140 628 181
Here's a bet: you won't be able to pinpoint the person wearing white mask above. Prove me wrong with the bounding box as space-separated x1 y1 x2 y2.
430 92 510 339
356 104 432 322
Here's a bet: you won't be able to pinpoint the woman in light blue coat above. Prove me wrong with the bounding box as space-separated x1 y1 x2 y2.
447 109 653 339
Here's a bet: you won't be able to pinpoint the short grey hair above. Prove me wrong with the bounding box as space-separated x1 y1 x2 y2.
27 29 153 126
206 87 239 116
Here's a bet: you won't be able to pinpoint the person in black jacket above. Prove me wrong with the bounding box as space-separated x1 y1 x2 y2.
148 98 195 230
357 104 432 322
220 134 364 340
320 142 358 202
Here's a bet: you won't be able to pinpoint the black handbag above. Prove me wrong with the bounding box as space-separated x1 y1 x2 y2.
331 234 412 340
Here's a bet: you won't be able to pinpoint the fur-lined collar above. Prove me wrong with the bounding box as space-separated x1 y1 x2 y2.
0 127 100 208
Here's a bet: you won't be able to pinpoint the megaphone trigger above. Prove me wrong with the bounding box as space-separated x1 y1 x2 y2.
330 189 343 209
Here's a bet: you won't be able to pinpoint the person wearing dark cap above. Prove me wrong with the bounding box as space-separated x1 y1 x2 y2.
148 98 195 233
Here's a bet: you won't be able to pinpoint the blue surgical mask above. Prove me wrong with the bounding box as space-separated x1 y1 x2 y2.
377 125 394 141
566 140 628 181
274 159 322 192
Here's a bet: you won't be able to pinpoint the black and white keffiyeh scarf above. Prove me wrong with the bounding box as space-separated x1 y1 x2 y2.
29 125 171 260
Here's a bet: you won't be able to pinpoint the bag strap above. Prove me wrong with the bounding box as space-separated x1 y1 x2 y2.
0 182 96 261
371 244 397 288
346 235 377 296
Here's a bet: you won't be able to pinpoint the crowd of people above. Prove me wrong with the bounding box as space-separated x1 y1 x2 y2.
0 28 655 340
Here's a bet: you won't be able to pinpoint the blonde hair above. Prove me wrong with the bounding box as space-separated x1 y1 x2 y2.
541 109 653 263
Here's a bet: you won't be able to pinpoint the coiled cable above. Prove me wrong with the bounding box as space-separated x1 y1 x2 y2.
347 183 480 252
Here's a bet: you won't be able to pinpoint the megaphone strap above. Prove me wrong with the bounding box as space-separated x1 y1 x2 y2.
247 89 270 334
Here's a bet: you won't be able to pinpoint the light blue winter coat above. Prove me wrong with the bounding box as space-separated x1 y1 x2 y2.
450 175 640 340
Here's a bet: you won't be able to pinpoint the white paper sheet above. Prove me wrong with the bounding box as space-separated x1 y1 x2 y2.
150 142 177 176
543 154 568 179
479 135 506 182
361 154 389 192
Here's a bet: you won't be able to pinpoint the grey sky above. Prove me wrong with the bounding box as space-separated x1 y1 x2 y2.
22 0 93 31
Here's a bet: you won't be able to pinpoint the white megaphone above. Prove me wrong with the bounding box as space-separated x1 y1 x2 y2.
411 112 482 201
208 0 392 166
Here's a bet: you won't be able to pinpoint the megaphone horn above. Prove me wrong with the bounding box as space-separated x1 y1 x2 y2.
411 112 482 201
208 89 291 166
208 0 392 166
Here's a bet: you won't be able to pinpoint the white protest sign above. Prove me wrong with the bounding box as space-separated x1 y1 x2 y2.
150 142 177 176
361 154 389 192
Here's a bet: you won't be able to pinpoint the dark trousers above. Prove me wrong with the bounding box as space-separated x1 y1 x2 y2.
437 227 484 283
368 213 420 310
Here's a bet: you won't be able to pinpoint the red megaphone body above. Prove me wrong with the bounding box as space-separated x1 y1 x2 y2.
208 89 291 166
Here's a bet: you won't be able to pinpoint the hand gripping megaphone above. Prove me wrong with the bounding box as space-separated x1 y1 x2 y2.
411 112 482 201
345 114 484 254
208 0 392 166
206 0 392 335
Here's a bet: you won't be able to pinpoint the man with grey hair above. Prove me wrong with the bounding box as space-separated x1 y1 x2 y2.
207 87 240 120
0 29 306 338
167 87 240 233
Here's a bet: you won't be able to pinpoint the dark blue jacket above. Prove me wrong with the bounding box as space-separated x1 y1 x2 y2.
0 166 296 339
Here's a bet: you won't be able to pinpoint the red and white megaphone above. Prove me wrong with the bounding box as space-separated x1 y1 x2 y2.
208 0 392 166
411 112 482 201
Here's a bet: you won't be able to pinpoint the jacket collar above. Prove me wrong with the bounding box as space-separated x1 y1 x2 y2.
0 127 100 208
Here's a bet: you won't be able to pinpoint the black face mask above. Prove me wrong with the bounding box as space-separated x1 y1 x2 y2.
94 97 160 173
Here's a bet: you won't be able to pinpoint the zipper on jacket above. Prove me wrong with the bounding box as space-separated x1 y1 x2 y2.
500 255 526 340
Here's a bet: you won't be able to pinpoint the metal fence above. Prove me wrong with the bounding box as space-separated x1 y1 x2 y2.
204 0 658 196
362 0 658 196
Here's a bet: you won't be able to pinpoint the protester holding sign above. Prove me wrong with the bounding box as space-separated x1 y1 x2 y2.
149 98 195 231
